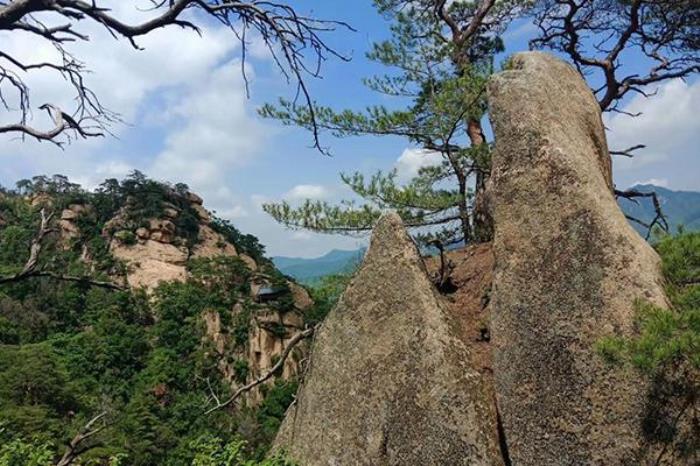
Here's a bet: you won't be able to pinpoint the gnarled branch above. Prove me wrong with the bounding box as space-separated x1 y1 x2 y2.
204 324 317 415
615 188 670 240
0 208 124 290
0 0 352 151
56 412 108 466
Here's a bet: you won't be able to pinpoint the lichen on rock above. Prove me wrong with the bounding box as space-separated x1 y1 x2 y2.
487 51 670 465
273 212 502 465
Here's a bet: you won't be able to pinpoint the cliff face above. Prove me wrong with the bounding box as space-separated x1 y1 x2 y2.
273 213 502 465
487 52 670 464
267 52 690 466
53 188 312 406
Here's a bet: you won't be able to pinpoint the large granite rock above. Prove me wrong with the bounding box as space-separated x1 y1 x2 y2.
273 212 503 466
487 52 669 465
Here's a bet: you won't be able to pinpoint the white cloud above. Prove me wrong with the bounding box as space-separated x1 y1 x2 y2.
0 6 250 192
284 184 329 200
0 6 237 128
631 178 669 188
394 148 443 182
606 79 700 190
148 61 265 186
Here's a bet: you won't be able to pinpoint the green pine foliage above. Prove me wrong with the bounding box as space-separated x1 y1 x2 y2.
597 231 699 372
260 1 524 246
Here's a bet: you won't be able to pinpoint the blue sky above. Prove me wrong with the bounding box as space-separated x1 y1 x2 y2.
1 1 698 257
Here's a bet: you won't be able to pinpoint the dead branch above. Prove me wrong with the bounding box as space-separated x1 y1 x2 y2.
204 324 317 415
615 188 670 240
610 144 646 158
0 1 352 151
56 412 107 466
0 208 124 290
427 239 456 293
531 0 699 112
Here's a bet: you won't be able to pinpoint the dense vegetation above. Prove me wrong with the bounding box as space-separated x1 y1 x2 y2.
597 230 699 457
0 174 306 465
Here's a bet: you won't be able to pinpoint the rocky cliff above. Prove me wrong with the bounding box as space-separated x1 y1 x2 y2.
273 213 502 465
34 182 313 407
487 52 672 464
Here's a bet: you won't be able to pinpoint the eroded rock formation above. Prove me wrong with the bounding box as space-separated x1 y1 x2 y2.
54 189 308 407
273 212 502 465
487 52 669 465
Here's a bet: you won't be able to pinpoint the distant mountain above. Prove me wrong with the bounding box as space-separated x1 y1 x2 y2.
273 248 366 284
619 184 700 236
275 185 699 284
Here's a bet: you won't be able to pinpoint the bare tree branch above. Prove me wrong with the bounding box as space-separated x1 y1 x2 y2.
531 0 699 112
56 412 108 466
0 208 125 290
204 324 316 415
609 144 646 158
0 0 352 151
615 188 670 240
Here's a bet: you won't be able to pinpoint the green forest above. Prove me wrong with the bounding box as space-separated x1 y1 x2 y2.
0 174 346 465
0 0 698 464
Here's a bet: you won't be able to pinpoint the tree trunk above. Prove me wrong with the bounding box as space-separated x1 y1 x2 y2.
467 119 493 242
457 172 473 244
448 151 473 243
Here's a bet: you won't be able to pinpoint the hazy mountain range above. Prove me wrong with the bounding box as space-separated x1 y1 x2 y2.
272 248 366 284
274 185 700 284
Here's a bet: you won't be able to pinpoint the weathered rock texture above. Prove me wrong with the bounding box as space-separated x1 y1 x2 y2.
488 52 669 465
105 195 255 290
203 300 310 405
274 212 503 466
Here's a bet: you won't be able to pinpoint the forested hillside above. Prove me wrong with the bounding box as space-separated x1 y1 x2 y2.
0 173 328 465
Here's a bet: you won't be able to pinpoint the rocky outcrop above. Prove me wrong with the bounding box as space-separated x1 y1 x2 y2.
111 240 190 289
203 291 312 405
58 203 92 244
107 192 256 289
273 213 502 465
487 52 669 465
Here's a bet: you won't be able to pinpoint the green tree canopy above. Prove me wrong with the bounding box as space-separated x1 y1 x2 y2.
262 0 527 246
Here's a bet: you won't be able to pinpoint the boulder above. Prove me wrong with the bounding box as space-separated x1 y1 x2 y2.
487 52 669 465
61 209 78 221
191 203 211 223
135 227 150 240
163 207 179 219
288 281 313 311
150 219 176 234
110 239 189 289
186 191 204 205
273 212 502 465
191 225 237 259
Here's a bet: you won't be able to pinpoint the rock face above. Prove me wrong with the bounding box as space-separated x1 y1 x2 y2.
274 212 502 465
107 193 256 290
203 304 309 405
487 52 668 465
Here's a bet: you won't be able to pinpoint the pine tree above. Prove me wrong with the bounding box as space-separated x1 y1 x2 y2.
261 1 525 246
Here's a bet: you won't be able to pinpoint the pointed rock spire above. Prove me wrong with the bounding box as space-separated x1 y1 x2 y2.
273 212 502 465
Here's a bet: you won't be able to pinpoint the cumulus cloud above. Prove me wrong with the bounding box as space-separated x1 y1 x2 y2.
394 148 443 182
284 184 330 200
606 79 700 190
0 5 237 128
0 6 248 190
148 61 266 187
